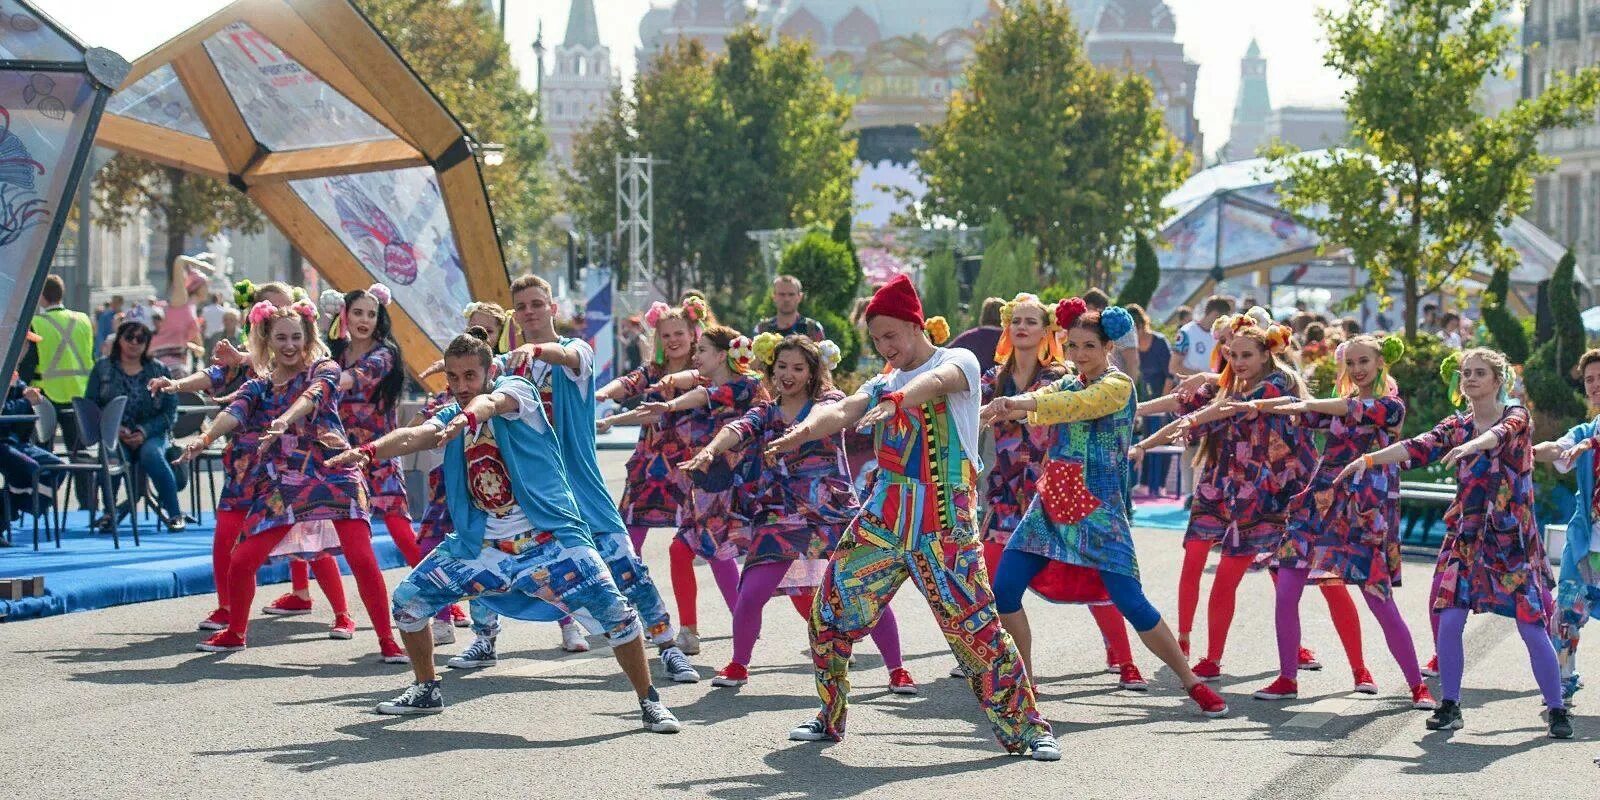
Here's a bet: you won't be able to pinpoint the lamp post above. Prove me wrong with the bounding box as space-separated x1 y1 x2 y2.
0 0 128 385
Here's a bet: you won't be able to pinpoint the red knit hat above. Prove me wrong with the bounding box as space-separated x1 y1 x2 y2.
864 274 924 327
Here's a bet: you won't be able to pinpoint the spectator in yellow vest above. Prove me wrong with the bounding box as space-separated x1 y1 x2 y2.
29 275 94 451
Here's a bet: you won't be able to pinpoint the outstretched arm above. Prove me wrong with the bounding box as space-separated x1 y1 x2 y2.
175 412 240 463
149 369 220 397
330 422 445 468
766 392 871 457
855 363 970 431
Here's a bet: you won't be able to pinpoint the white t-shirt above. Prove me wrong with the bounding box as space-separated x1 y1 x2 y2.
200 302 227 336
860 346 985 472
1174 321 1215 373
427 379 546 539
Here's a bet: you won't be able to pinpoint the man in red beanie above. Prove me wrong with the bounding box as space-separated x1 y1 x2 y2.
766 274 1058 761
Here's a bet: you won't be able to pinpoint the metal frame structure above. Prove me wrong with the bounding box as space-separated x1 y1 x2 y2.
0 0 129 387
615 153 657 294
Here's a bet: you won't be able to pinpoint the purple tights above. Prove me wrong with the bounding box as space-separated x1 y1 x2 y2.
1436 607 1564 709
1275 567 1422 685
731 561 902 669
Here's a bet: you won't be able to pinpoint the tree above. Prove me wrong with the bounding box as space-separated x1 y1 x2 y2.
920 249 960 325
93 160 263 282
776 231 862 370
968 214 1036 328
915 0 1188 285
566 27 855 305
1479 261 1528 364
358 0 554 269
1525 251 1586 431
1268 0 1600 338
1117 234 1161 308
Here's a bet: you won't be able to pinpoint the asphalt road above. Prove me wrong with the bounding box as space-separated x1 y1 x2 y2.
3 449 1595 799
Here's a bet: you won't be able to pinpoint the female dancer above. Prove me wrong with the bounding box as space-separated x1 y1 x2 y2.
596 299 703 653
680 333 912 692
981 300 1226 717
1247 335 1433 708
1343 348 1569 737
180 301 403 662
971 293 1142 688
604 324 768 650
1534 348 1600 705
1133 318 1367 685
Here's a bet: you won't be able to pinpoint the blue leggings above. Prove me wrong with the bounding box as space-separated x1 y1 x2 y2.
993 549 1162 632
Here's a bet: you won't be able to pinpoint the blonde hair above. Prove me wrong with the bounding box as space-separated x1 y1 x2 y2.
249 305 330 376
1457 346 1513 406
1196 321 1304 470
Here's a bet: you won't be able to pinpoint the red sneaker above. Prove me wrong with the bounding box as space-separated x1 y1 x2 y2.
1118 663 1149 692
196 630 246 652
329 614 356 640
1252 675 1299 700
262 593 312 616
1421 654 1438 677
1353 666 1378 695
1297 647 1322 671
888 667 919 695
1188 683 1229 717
1410 683 1438 710
1192 657 1223 681
711 662 749 687
378 638 409 664
197 608 229 631
449 603 469 628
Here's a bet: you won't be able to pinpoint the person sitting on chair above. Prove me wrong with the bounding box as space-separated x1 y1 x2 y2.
87 306 185 531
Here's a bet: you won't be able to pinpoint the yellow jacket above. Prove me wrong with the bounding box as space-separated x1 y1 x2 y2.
30 305 94 403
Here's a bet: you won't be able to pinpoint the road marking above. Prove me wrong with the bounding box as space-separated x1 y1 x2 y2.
1281 696 1363 728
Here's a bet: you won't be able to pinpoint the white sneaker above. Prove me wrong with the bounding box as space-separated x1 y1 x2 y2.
676 628 701 656
949 664 966 679
560 622 591 653
788 718 833 742
431 618 456 646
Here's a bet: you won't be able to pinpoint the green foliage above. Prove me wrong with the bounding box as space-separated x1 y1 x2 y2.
1268 0 1600 338
780 232 860 315
1480 262 1529 364
921 248 961 324
566 26 856 304
915 0 1188 285
1307 355 1339 399
1038 284 1072 304
94 160 263 281
1387 333 1458 440
830 212 858 273
358 0 554 267
1526 250 1588 430
1551 250 1586 377
967 214 1038 328
1117 234 1161 308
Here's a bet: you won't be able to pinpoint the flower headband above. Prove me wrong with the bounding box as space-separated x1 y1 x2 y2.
924 316 950 346
247 300 278 327
682 296 711 324
319 289 346 316
996 293 1063 365
818 339 842 371
234 280 257 313
334 284 392 340
726 335 755 373
643 301 671 328
752 331 783 366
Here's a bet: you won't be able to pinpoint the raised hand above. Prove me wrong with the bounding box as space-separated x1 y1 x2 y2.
328 449 369 469
765 429 804 460
856 399 898 433
174 437 208 464
258 417 290 449
1335 457 1369 485
213 339 246 368
1560 438 1594 465
980 397 1016 425
148 376 178 395
678 449 715 473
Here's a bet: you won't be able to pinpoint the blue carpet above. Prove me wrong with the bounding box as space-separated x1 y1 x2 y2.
0 511 408 622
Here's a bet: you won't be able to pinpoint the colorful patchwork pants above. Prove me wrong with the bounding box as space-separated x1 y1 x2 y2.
1554 574 1600 697
466 528 675 647
392 530 641 646
808 483 1050 753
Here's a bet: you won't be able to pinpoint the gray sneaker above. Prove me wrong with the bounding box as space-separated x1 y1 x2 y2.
641 695 681 733
1029 734 1062 762
376 680 444 715
446 635 497 669
660 645 700 683
788 718 835 742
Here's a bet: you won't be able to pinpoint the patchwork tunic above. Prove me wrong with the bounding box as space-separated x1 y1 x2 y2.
613 364 690 527
337 344 408 518
675 373 768 561
980 363 1068 545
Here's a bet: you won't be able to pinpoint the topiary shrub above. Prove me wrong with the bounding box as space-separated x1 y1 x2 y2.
1481 262 1530 364
921 248 961 323
1116 233 1161 308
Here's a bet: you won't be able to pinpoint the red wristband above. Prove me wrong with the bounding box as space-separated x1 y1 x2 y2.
463 410 480 430
358 443 377 462
882 391 906 410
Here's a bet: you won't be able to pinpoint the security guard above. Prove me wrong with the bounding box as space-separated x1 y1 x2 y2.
29 275 94 451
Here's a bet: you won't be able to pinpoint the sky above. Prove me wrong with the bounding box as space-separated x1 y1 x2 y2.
37 0 1359 154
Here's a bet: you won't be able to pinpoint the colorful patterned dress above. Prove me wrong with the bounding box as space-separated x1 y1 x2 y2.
203 363 258 513
1275 396 1406 597
980 363 1068 544
723 389 857 593
1399 406 1554 622
1175 380 1222 546
416 390 454 552
223 358 371 559
613 363 691 527
675 373 769 560
1182 371 1315 558
338 343 408 519
1009 368 1139 598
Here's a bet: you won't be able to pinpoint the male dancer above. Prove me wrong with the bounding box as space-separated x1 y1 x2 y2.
331 332 680 731
451 274 699 683
766 275 1059 761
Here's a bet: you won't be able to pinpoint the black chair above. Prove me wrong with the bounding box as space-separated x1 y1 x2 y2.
33 396 139 550
173 393 218 521
5 400 60 545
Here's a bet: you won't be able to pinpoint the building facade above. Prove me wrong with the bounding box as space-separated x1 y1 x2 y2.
1524 0 1600 282
540 0 613 166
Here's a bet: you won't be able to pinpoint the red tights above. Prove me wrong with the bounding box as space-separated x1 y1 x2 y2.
668 535 739 629
981 539 1133 667
1201 548 1365 669
286 514 421 600
224 519 394 641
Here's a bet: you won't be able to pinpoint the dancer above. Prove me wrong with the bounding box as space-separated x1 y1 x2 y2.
460 274 698 683
765 275 1060 761
1341 348 1569 737
596 298 703 652
968 293 1143 688
680 333 912 692
602 323 767 653
1245 335 1434 709
981 299 1227 717
1535 348 1600 705
331 330 680 732
178 300 403 662
1133 317 1366 684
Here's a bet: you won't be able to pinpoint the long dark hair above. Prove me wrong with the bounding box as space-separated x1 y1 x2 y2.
764 335 829 400
109 321 152 366
329 288 404 414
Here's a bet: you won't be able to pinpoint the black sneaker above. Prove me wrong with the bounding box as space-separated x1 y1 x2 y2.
640 692 681 733
1549 707 1574 739
376 680 444 715
446 635 497 669
1425 699 1463 730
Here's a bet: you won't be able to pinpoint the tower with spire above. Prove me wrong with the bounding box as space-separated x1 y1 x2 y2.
1224 38 1271 162
541 0 612 166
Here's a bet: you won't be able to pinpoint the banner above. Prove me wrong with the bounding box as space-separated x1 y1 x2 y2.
584 266 614 388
